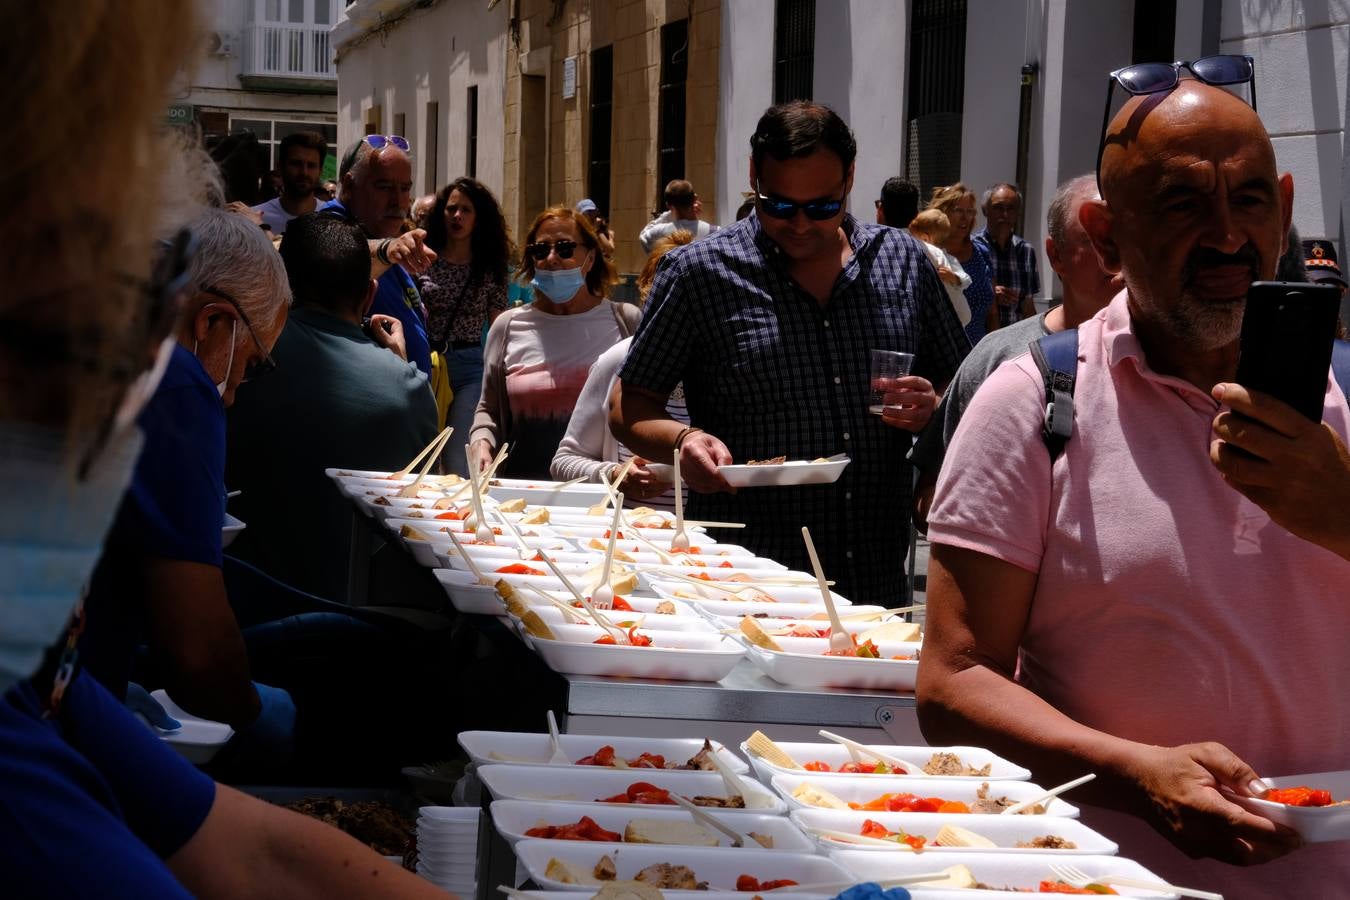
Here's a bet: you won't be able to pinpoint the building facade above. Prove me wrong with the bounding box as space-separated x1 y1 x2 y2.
335 0 719 274
182 0 339 187
333 0 1346 286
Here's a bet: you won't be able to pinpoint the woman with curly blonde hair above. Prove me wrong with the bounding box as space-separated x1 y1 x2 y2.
927 182 998 342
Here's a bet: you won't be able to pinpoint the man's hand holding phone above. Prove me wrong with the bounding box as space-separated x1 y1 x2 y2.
1211 381 1350 561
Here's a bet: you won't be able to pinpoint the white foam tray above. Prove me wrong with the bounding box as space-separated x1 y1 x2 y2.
831 850 1177 897
490 799 812 851
1224 769 1350 843
739 637 921 691
648 578 851 610
792 808 1116 855
770 773 1079 818
514 838 851 894
459 732 747 772
522 623 745 682
743 742 1030 783
150 690 234 764
475 764 785 814
646 457 851 488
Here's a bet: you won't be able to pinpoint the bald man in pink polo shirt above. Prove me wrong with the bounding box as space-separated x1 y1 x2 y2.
917 81 1350 897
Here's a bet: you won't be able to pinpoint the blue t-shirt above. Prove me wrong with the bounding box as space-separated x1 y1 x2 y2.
81 345 225 697
0 673 215 897
318 199 432 374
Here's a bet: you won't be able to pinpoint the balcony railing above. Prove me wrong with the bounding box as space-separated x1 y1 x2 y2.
243 22 335 81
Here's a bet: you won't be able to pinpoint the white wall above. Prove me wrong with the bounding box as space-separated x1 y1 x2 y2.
1219 2 1348 251
812 0 910 215
716 0 776 221
185 0 336 117
335 0 508 198
959 0 1030 211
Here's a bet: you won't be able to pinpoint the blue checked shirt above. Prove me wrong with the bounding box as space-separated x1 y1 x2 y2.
973 227 1040 328
619 213 970 606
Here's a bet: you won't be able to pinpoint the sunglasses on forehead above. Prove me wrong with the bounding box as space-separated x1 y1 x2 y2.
1095 54 1256 187
364 134 410 153
525 240 581 261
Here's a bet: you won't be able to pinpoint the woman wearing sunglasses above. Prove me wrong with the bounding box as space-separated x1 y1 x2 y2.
470 206 639 478
417 177 514 474
928 183 999 344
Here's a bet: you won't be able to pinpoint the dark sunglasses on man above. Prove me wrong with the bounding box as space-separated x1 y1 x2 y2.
754 180 847 221
1095 54 1256 187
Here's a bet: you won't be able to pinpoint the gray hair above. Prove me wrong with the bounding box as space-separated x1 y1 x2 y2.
187 208 290 321
1046 175 1099 247
981 182 1021 210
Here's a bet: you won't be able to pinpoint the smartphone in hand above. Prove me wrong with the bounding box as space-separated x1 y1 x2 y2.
1234 281 1341 422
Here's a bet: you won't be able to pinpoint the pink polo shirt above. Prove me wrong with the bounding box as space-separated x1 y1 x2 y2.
928 292 1350 897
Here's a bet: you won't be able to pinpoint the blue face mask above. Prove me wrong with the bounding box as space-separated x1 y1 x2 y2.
531 263 589 304
0 424 144 696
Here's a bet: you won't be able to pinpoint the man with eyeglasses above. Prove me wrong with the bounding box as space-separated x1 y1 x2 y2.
613 101 969 606
81 208 298 777
973 183 1039 327
320 135 436 375
918 68 1350 893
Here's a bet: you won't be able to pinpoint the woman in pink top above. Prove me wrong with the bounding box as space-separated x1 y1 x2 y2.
470 207 639 478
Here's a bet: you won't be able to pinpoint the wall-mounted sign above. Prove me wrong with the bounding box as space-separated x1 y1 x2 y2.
562 56 577 99
166 103 195 126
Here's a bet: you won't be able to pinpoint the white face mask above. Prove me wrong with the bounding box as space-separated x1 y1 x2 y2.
0 424 144 695
193 319 236 398
113 336 177 433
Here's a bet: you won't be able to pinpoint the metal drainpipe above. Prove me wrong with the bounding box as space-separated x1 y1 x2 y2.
1014 61 1037 236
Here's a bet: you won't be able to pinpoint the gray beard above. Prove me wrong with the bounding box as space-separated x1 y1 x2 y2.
1162 289 1245 351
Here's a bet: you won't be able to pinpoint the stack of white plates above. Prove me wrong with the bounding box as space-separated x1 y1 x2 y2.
416 806 480 895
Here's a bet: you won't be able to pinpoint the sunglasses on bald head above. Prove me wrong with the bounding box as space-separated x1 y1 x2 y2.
1096 54 1256 188
364 134 410 153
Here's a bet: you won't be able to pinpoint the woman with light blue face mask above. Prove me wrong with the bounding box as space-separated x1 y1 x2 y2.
0 4 456 897
468 206 641 479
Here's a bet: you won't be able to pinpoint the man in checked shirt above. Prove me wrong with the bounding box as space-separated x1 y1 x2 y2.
973 183 1040 327
610 102 970 606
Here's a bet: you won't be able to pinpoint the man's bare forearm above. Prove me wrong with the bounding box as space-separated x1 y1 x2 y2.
919 656 1150 814
609 380 685 463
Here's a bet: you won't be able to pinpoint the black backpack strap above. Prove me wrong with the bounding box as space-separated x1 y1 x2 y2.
1332 339 1350 400
1028 329 1080 461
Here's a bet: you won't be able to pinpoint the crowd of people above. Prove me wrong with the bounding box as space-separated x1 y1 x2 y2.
6 1 1350 896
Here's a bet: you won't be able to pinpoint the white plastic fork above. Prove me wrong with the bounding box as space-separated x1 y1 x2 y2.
537 551 628 643
544 709 570 764
1001 772 1096 815
671 450 691 551
669 794 753 847
802 526 853 655
1049 863 1224 900
817 729 922 775
706 744 758 806
589 495 625 609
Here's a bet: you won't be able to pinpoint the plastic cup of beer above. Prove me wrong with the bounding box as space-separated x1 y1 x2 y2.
869 349 915 416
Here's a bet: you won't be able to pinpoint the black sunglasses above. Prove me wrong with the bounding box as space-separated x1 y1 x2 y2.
755 181 847 221
526 240 579 261
199 285 277 381
1096 55 1256 187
